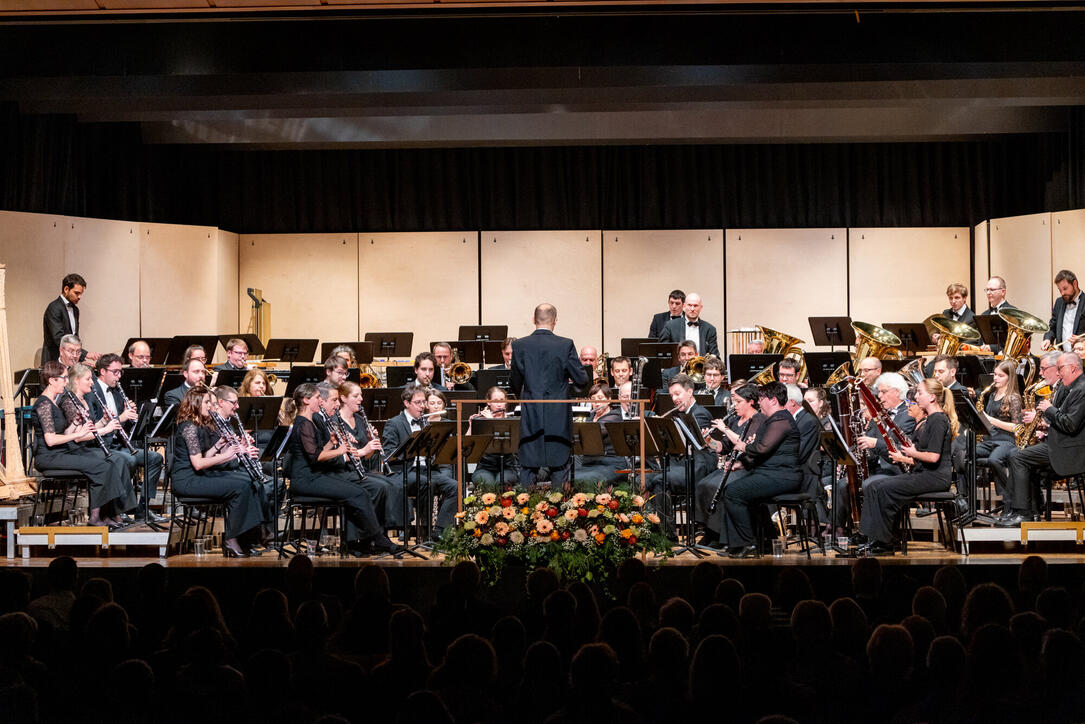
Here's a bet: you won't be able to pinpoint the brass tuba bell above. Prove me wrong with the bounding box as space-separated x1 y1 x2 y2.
448 351 474 386
358 363 381 389
748 363 777 385
756 325 807 383
682 355 707 384
999 307 1049 388
825 321 904 387
925 315 981 356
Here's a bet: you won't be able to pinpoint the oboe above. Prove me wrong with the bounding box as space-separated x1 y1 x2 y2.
355 405 392 476
329 412 369 483
62 391 111 457
91 387 138 454
209 410 266 487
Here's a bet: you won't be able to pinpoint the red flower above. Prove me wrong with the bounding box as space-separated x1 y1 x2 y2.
496 537 508 547
546 507 559 518
561 530 571 540
577 508 588 518
608 500 620 511
628 535 638 546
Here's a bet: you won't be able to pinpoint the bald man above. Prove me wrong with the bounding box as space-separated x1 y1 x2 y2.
659 292 719 356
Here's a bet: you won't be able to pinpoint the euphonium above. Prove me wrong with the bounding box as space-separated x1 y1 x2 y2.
757 325 807 382
1014 379 1057 448
999 308 1049 389
926 315 981 356
682 355 706 384
358 363 380 389
448 352 473 385
748 363 776 385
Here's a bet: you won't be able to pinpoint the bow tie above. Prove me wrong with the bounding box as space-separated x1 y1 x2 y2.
686 320 700 327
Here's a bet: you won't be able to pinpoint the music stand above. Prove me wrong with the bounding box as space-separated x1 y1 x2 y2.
213 369 248 390
703 405 730 420
694 393 714 408
411 421 457 550
119 368 167 406
728 354 783 382
644 415 703 557
263 338 319 367
622 338 656 356
607 420 663 486
385 366 417 388
458 325 508 342
808 316 856 352
804 352 853 386
122 337 170 366
882 324 931 355
259 425 293 555
476 369 511 395
481 341 505 367
471 419 520 486
952 391 986 541
433 433 494 495
974 316 1009 351
447 340 484 366
217 334 266 356
638 358 664 393
364 332 414 359
384 430 430 559
955 356 985 389
318 341 373 364
156 372 185 402
821 417 857 556
165 335 221 366
639 342 679 366
363 388 401 421
236 396 283 434
282 366 327 394
571 422 607 486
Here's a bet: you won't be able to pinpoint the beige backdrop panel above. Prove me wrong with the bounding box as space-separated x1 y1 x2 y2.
481 231 601 351
63 216 142 360
0 211 67 369
1052 210 1085 296
214 230 240 336
239 234 358 363
602 230 722 354
850 228 969 330
727 229 847 354
141 223 232 360
973 221 989 305
359 233 477 358
989 213 1053 346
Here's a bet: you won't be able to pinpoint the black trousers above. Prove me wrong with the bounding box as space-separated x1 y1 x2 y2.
976 437 1016 510
290 472 382 543
1008 443 1052 516
859 472 949 545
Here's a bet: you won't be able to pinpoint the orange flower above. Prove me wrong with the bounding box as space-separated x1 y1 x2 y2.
472 528 482 538
631 513 644 524
594 533 606 545
620 528 633 539
550 531 560 541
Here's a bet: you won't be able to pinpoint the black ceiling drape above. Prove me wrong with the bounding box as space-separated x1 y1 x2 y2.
0 104 1072 234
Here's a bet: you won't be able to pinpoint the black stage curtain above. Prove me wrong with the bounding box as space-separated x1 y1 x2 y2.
0 104 1075 234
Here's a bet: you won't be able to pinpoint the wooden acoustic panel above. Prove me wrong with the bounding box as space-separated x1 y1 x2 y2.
973 220 989 307
728 228 847 354
0 211 67 369
602 230 722 355
1052 210 1085 301
989 213 1053 347
214 229 240 336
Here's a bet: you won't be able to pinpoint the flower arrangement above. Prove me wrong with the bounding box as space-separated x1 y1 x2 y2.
435 487 672 588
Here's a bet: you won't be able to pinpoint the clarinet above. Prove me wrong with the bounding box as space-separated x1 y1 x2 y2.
328 412 369 483
355 405 392 476
209 410 266 487
62 391 111 458
91 387 139 454
707 415 753 514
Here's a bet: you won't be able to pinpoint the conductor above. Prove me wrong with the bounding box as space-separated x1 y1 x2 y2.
510 303 590 489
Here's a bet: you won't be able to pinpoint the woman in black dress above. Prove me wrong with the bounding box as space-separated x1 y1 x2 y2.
32 361 133 528
172 385 267 557
287 383 393 556
336 380 400 529
858 377 958 556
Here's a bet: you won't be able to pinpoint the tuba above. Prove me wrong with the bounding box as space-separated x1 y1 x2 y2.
448 352 473 385
825 321 903 387
748 363 777 385
926 315 981 356
682 355 706 384
999 308 1049 389
756 325 807 382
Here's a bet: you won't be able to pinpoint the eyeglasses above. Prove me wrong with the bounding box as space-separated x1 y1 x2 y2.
1058 364 1078 372
105 367 123 375
221 399 239 407
984 288 1003 293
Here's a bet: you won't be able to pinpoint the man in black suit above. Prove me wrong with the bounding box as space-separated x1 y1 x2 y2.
510 303 590 488
42 273 99 364
942 282 976 325
648 289 685 339
1042 269 1085 352
163 359 206 408
931 355 968 394
215 338 249 372
646 374 715 530
380 385 458 535
998 352 1085 526
411 351 447 392
90 354 166 522
659 292 719 356
661 341 697 389
486 337 516 370
786 383 822 499
979 276 1017 354
702 356 732 409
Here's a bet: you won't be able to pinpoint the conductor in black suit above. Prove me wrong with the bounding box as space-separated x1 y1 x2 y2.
942 282 976 325
648 289 685 339
1042 269 1085 352
42 273 98 363
999 352 1085 526
659 292 719 357
510 303 590 488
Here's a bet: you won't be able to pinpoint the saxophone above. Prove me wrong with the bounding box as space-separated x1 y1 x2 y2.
975 381 996 417
1014 379 1057 448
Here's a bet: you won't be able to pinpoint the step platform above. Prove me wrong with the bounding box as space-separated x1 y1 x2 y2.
16 525 170 558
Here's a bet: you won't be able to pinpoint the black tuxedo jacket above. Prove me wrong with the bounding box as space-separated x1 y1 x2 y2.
163 383 191 410
863 403 917 474
649 311 682 339
980 301 1017 353
1043 374 1085 476
1045 295 1085 347
659 317 720 357
941 306 976 326
42 297 83 363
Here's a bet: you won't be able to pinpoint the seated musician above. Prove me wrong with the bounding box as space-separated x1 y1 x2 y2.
285 383 393 556
324 356 349 387
802 386 835 526
182 344 207 367
777 358 804 388
786 383 822 495
469 386 521 487
617 382 636 420
661 342 697 389
610 356 633 390
857 378 958 555
645 373 714 502
715 381 803 558
33 361 134 529
857 357 883 390
571 383 625 490
998 352 1085 527
380 386 459 538
487 338 516 370
579 346 599 369
127 340 153 368
216 338 249 372
695 383 764 549
412 351 446 392
57 334 84 372
976 359 1023 516
90 354 166 523
239 368 271 397
330 344 357 367
425 388 450 420
433 341 474 391
931 355 969 394
746 339 765 354
335 381 400 531
164 359 207 409
701 356 732 409
171 386 267 556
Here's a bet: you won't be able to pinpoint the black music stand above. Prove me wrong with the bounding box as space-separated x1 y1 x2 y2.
481 341 505 367
385 366 417 388
385 430 430 560
458 325 508 342
236 396 283 434
364 332 414 359
263 338 319 367
955 356 985 389
283 366 328 394
410 421 457 551
119 368 167 406
808 316 855 352
703 405 730 420
132 402 175 532
607 420 663 486
644 415 703 557
447 340 484 366
471 419 519 487
638 359 664 394
14 368 40 404
728 354 784 382
622 338 656 356
165 335 221 366
694 393 714 408
320 341 376 363
122 337 170 365
974 316 1009 350
571 422 607 486
882 324 931 355
821 417 858 557
476 369 511 395
433 433 493 498
259 425 293 554
217 334 265 356
442 391 482 422
362 388 401 421
953 390 989 535
213 369 248 389
640 342 679 366
804 352 853 386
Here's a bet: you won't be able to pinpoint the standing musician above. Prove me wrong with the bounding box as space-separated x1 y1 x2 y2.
571 383 625 489
32 361 134 529
979 276 1016 354
701 356 732 409
659 292 719 356
715 381 803 558
164 359 207 409
661 342 697 389
695 383 765 549
42 273 99 363
285 383 394 556
127 340 153 368
976 359 1023 516
324 356 350 386
942 283 976 325
380 386 460 537
91 354 166 523
216 338 249 372
336 381 401 531
468 386 521 487
648 289 686 339
857 378 958 556
412 351 445 392
487 337 516 370
998 352 1085 527
1042 270 1085 352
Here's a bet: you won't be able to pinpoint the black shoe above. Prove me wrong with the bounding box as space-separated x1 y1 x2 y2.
727 545 759 559
223 545 249 558
371 533 395 554
697 533 718 548
860 540 895 556
995 513 1025 528
915 506 937 518
849 533 868 547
